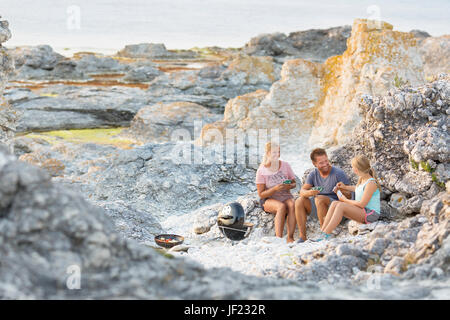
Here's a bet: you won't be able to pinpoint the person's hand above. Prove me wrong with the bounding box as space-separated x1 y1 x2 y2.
274 183 288 192
285 181 295 189
282 183 293 190
337 191 348 202
309 189 320 197
336 182 345 190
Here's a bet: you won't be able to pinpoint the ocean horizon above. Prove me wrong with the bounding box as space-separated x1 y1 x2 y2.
2 0 450 56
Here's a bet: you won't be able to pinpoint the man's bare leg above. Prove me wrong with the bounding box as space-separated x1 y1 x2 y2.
315 195 331 227
295 196 311 241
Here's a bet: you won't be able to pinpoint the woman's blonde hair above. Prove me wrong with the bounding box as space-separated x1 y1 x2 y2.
262 142 280 167
351 155 382 192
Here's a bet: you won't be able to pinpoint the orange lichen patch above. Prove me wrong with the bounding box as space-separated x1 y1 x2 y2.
197 120 229 146
89 73 125 79
50 142 78 159
41 158 65 177
313 19 419 126
79 158 108 167
157 66 199 72
183 47 235 62
227 54 276 83
86 165 104 175
19 152 48 166
282 59 323 80
71 51 103 59
345 19 417 68
321 55 344 94
223 89 268 123
109 56 138 63
19 152 65 177
8 79 149 90
306 54 342 120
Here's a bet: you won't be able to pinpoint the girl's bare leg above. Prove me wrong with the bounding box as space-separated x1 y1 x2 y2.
323 202 365 234
263 199 287 238
321 200 339 232
284 198 296 243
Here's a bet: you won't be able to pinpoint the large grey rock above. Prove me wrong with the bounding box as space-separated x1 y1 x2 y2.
9 45 64 70
117 43 198 60
243 26 351 63
74 52 129 74
0 16 15 152
122 101 221 143
0 17 11 43
410 29 431 41
329 75 450 219
87 142 257 218
123 65 162 82
95 200 164 243
12 85 148 132
418 35 450 78
6 45 85 80
146 54 278 111
404 127 450 163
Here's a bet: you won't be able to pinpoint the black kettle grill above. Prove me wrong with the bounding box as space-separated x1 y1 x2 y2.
217 202 254 241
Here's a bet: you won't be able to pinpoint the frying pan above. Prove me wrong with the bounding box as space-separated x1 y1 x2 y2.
154 234 184 249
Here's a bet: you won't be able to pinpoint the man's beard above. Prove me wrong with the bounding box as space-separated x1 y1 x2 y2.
318 165 331 174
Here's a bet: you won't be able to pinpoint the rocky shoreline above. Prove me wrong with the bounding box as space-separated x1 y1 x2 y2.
0 15 449 299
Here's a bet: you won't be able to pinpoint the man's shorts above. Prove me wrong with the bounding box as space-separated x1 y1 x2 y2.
364 208 380 224
308 196 337 220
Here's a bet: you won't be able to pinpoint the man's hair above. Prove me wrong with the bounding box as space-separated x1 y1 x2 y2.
310 148 327 162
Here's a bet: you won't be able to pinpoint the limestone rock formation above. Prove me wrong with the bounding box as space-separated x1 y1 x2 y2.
123 65 162 82
117 43 198 59
418 35 450 79
199 58 321 145
309 19 425 147
73 52 129 75
146 53 278 111
328 74 449 219
122 101 221 143
0 144 320 299
11 85 148 132
201 19 427 148
7 45 84 79
0 16 16 152
85 142 258 218
243 26 352 63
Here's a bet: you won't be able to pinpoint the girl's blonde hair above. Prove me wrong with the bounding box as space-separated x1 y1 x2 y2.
351 155 382 192
262 142 280 167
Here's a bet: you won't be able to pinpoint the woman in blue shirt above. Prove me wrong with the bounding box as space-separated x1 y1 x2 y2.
319 155 382 240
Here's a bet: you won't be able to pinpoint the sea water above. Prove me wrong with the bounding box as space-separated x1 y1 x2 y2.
3 0 450 56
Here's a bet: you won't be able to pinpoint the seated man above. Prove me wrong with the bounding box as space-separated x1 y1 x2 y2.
294 148 351 242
